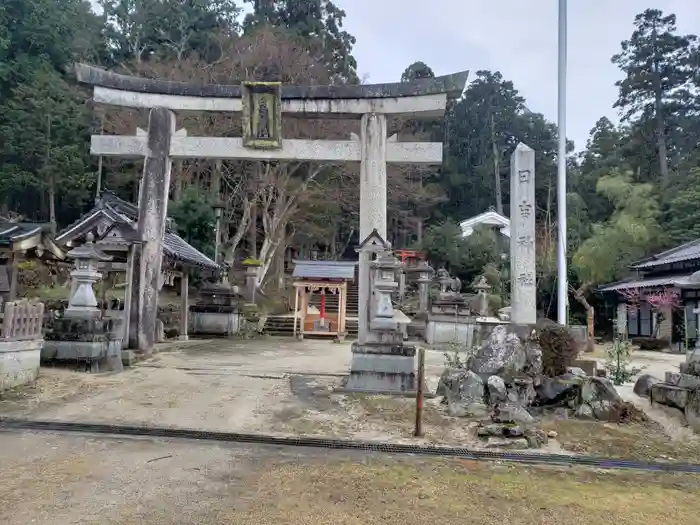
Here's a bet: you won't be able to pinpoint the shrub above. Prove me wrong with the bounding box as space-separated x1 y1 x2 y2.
630 336 669 351
536 319 580 377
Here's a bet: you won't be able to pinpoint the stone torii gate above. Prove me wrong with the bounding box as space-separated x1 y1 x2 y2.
75 64 468 353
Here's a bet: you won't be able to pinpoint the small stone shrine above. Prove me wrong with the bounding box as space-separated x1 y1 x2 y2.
43 234 123 372
342 230 416 394
189 273 243 337
425 268 473 347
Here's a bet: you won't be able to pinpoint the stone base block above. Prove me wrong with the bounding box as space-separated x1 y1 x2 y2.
340 342 417 394
189 311 241 336
571 359 597 377
665 372 700 390
42 339 124 373
0 340 42 390
650 383 689 410
122 349 136 366
425 318 474 346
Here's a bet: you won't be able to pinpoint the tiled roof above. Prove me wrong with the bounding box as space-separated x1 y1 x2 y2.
459 210 511 238
56 191 218 270
0 223 47 246
631 239 700 269
292 260 357 280
598 274 694 292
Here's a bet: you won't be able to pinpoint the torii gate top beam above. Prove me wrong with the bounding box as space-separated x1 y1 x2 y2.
75 64 469 118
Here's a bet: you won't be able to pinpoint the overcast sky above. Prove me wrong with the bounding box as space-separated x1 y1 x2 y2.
337 0 700 150
90 1 700 150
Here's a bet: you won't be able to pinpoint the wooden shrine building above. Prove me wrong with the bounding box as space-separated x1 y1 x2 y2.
54 191 219 347
0 222 65 304
292 260 357 341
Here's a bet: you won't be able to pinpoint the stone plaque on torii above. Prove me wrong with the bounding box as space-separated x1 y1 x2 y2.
74 63 468 357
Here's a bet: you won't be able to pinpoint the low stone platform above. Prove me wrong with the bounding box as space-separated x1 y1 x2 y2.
634 350 700 431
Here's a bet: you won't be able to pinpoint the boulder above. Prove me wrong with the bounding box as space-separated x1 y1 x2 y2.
685 390 700 432
535 373 583 406
507 377 536 407
442 369 488 418
633 374 662 398
567 366 587 377
524 339 543 376
469 325 526 377
577 377 622 421
492 404 535 425
487 375 507 404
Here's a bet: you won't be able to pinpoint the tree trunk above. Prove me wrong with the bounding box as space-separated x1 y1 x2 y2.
249 202 257 258
211 160 222 201
651 28 670 188
490 111 503 214
573 285 595 353
173 160 184 201
46 114 56 233
654 92 670 187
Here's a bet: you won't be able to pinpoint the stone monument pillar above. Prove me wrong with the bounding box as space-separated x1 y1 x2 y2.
509 143 537 325
137 107 176 353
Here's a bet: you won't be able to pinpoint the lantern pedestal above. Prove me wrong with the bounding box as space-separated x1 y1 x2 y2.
42 233 123 372
341 231 419 395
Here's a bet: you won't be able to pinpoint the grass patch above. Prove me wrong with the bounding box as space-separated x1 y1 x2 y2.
231 457 700 524
541 418 700 462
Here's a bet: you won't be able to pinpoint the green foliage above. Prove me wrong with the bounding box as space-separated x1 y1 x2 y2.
99 0 240 64
243 0 357 83
573 171 662 285
169 187 216 258
537 319 580 377
0 0 99 222
664 168 700 244
605 339 642 385
419 220 504 285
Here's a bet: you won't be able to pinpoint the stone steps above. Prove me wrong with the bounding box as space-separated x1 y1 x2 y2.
265 315 358 337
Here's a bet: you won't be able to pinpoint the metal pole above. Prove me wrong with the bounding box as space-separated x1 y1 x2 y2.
557 0 568 325
414 347 425 437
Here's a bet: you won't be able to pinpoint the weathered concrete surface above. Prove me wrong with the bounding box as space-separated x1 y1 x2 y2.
0 340 41 390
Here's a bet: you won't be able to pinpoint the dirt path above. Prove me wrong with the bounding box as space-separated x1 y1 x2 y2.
0 338 448 434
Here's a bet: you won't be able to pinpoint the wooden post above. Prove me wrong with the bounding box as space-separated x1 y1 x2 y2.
123 244 135 348
179 269 189 341
414 347 426 437
292 284 299 336
8 252 21 301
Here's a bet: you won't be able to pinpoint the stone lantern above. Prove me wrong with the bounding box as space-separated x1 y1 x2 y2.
474 275 492 317
64 233 112 319
369 252 402 333
414 261 434 315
